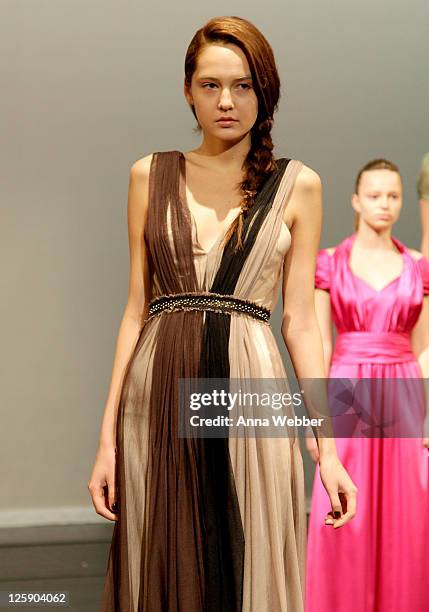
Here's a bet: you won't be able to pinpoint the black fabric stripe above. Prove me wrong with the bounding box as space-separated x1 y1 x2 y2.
197 158 291 612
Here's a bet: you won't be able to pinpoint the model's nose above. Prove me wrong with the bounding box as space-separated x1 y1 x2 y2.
218 89 234 110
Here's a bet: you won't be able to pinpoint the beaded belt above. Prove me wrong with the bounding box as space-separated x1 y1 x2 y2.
146 292 271 323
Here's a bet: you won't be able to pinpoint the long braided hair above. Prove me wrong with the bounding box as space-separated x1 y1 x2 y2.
184 16 281 252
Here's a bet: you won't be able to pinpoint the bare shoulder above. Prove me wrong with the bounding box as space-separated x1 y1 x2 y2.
285 163 322 228
293 163 322 194
127 154 155 221
129 153 155 181
408 248 424 261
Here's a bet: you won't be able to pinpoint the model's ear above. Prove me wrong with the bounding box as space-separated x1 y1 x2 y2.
351 193 360 214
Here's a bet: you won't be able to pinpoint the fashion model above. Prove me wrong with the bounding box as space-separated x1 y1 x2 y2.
305 159 429 611
88 16 357 612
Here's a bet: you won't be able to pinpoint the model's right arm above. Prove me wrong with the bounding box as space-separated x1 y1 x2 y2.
87 154 154 521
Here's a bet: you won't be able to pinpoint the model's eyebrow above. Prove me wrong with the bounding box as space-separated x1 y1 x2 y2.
197 75 253 82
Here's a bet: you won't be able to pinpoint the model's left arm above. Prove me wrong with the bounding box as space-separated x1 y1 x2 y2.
281 165 357 528
410 252 429 449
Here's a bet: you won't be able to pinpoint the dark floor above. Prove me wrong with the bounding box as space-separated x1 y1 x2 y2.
0 509 312 611
0 523 114 611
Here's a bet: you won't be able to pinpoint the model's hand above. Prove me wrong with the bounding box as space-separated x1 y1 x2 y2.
319 453 357 529
422 437 429 451
305 435 320 463
87 444 118 521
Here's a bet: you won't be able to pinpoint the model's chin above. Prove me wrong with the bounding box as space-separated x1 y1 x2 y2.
210 126 247 140
369 219 395 230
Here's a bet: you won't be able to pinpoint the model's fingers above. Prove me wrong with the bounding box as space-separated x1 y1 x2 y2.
107 478 117 513
333 510 355 528
327 490 343 520
333 487 357 529
339 491 348 513
88 481 117 522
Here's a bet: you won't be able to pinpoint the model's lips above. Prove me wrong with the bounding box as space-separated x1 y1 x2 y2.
216 118 238 122
216 118 238 127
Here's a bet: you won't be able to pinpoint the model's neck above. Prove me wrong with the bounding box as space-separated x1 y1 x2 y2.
354 225 394 250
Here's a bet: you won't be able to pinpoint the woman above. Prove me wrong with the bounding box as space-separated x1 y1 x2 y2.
88 16 356 612
306 158 429 611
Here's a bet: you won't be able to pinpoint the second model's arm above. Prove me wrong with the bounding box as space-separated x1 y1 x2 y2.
314 286 334 376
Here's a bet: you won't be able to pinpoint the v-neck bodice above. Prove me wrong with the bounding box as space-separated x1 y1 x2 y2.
315 234 429 333
178 151 242 256
346 233 405 293
149 150 296 311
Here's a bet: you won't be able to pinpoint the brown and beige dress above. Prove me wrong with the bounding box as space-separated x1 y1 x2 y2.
100 150 306 612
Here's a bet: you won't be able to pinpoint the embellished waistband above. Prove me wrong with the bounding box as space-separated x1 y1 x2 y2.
146 292 271 324
333 331 415 364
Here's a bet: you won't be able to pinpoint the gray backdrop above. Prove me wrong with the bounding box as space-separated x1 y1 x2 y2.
2 0 428 526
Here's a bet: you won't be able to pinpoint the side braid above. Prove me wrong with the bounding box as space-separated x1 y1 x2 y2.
223 117 277 252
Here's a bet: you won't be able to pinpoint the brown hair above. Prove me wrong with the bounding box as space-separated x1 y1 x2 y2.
184 16 280 251
353 158 402 231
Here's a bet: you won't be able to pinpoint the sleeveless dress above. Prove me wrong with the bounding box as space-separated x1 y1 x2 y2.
100 150 307 612
306 234 429 612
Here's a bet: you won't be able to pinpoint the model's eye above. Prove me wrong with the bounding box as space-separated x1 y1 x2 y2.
202 82 217 89
237 83 252 89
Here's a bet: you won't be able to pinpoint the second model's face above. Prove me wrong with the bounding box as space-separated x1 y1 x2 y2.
352 169 403 230
184 43 259 144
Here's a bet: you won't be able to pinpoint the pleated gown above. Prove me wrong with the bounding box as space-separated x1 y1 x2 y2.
100 150 306 612
306 235 429 611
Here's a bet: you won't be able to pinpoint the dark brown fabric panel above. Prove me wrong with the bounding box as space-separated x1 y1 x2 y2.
140 152 208 609
141 310 205 611
145 151 199 294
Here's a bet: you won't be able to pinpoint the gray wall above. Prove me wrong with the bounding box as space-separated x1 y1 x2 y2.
2 0 428 525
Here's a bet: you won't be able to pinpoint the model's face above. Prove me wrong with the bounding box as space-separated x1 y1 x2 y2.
352 169 402 230
184 43 259 143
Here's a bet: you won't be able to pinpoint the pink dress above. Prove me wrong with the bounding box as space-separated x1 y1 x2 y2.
305 233 429 612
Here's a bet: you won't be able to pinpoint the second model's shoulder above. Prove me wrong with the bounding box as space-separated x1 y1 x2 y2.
323 246 337 256
408 247 424 261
